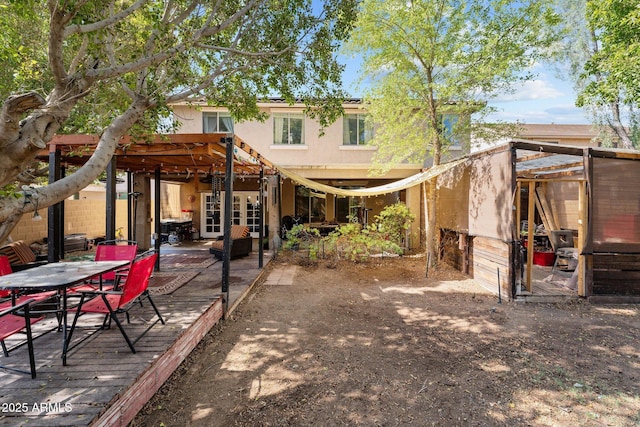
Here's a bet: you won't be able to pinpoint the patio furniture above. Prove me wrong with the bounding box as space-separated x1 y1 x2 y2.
160 219 192 243
0 259 132 366
209 225 252 259
0 256 12 299
0 299 42 378
0 255 58 309
65 252 164 362
70 240 138 293
63 233 88 253
0 241 47 271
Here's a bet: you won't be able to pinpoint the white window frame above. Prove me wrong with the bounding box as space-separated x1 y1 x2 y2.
203 111 234 133
343 113 373 145
200 191 261 238
273 113 305 145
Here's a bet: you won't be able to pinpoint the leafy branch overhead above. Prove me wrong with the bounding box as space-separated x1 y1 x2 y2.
343 0 561 266
0 0 357 242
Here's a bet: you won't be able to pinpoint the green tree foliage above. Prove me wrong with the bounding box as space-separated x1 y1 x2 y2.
343 0 560 264
0 3 50 101
570 0 640 149
0 0 357 241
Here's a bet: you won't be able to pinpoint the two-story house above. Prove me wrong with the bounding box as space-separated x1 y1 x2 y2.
171 98 438 249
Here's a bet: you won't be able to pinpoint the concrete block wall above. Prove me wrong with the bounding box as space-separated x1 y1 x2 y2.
8 200 129 244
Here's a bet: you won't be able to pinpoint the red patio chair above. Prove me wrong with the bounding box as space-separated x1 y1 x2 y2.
0 298 42 378
0 255 57 310
94 240 138 282
0 255 12 299
65 252 164 362
70 240 138 293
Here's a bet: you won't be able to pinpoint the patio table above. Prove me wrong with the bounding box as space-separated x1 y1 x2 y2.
0 260 130 365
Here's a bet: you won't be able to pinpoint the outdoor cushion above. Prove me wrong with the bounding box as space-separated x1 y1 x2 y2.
230 225 249 240
209 226 252 259
0 241 46 271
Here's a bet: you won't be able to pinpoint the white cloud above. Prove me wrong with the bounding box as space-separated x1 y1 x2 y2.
484 102 590 124
492 78 565 102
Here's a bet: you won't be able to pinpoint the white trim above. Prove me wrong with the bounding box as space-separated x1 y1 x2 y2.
200 191 261 238
339 145 376 151
270 145 308 150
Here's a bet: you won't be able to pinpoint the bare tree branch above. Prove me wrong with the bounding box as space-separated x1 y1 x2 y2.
0 93 47 146
63 0 146 38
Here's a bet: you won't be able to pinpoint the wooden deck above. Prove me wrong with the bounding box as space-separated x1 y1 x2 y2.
0 243 271 427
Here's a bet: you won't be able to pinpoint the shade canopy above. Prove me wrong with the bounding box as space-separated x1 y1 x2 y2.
276 158 468 197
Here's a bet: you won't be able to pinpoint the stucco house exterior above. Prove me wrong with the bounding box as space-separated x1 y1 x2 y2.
170 98 462 249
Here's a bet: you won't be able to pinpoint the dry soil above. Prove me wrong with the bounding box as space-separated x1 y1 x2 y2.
132 255 640 426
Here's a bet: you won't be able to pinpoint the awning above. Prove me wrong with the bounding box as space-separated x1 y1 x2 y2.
275 157 468 197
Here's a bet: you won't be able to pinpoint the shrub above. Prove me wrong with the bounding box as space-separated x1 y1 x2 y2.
280 202 414 264
283 224 321 251
373 202 415 248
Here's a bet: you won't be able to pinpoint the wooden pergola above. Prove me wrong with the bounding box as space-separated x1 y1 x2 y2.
44 133 273 176
37 133 275 311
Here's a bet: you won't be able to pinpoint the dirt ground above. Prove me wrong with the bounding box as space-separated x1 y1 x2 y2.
132 255 640 426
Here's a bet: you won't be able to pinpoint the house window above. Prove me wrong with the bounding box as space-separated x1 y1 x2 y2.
274 113 304 145
343 114 373 145
203 112 233 133
335 191 366 224
440 114 461 149
295 186 325 223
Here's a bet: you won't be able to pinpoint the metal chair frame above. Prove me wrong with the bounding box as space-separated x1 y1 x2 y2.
64 252 164 364
0 299 42 378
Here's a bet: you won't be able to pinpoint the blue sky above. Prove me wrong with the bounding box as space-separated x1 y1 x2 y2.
340 59 591 125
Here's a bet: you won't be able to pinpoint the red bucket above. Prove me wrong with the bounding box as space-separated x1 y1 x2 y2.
533 251 555 266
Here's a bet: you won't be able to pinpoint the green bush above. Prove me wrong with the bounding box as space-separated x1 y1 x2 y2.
283 224 320 251
373 202 415 247
280 203 414 264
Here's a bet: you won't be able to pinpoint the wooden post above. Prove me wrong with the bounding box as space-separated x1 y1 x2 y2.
515 181 521 238
222 137 234 314
47 148 62 263
577 180 588 296
105 157 117 241
525 181 535 292
127 171 134 241
536 186 558 233
258 166 264 269
154 169 161 270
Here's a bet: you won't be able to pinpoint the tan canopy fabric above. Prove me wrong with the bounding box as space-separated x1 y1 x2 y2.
275 158 468 197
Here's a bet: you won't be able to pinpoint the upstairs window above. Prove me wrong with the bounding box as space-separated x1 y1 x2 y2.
440 114 461 149
343 113 373 145
274 113 304 145
203 112 233 133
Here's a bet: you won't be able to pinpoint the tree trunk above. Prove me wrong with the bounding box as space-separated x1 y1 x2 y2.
425 177 438 269
0 214 22 246
0 101 148 243
609 101 634 149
